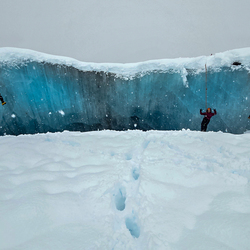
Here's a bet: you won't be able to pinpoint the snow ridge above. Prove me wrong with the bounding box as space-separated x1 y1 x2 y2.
1 47 250 77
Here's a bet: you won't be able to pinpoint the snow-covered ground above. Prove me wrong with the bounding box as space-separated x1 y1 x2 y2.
1 130 250 249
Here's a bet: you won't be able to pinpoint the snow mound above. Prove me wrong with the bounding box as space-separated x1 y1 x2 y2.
0 130 250 249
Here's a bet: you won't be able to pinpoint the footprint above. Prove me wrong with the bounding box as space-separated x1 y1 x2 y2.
125 153 132 161
125 215 140 238
132 168 140 180
143 140 150 149
114 187 126 211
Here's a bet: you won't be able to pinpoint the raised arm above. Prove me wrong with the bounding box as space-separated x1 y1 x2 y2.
200 109 206 115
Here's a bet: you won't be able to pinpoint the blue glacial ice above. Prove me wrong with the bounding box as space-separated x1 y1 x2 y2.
0 47 250 135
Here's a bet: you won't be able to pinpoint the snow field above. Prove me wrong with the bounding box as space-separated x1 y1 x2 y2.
0 130 250 249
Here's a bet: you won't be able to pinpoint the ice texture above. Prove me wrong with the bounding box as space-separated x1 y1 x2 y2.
0 47 250 135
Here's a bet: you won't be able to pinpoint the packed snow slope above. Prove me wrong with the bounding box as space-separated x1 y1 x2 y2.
0 47 250 135
0 130 250 249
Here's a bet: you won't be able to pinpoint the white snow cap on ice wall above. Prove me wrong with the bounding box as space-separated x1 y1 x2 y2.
1 47 250 77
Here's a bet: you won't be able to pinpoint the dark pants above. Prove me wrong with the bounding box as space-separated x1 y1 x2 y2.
201 117 210 131
0 95 4 104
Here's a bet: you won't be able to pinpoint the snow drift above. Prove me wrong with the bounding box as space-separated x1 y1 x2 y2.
0 130 250 249
0 47 250 135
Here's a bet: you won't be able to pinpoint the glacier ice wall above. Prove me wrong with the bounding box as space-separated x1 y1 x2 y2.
0 48 250 135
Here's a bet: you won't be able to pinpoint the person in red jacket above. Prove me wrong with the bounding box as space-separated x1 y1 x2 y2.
200 108 217 131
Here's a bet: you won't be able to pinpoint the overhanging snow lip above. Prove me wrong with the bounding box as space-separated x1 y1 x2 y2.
1 47 250 77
